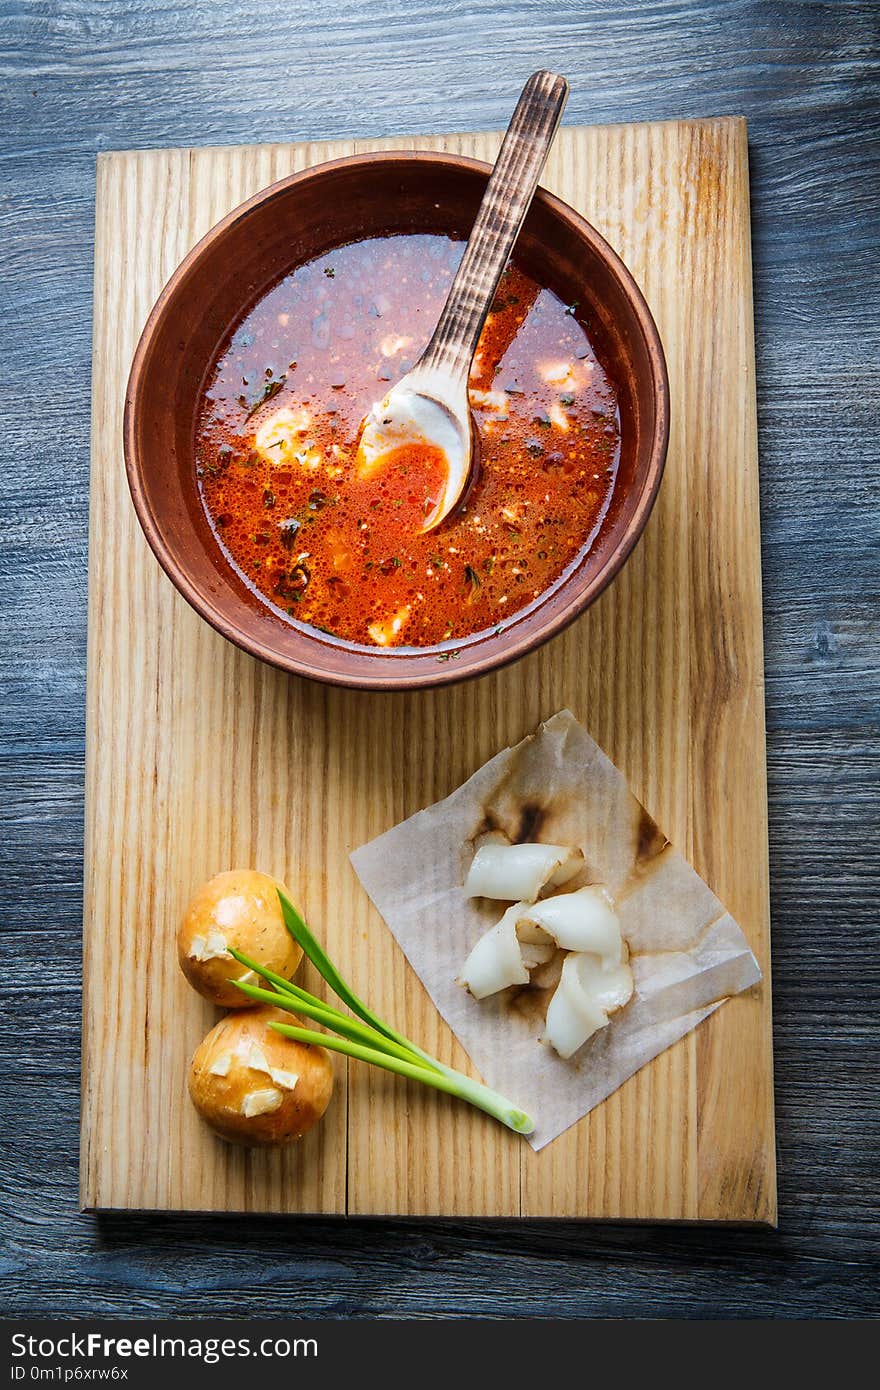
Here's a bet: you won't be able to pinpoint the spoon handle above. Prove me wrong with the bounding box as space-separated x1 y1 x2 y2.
417 70 569 383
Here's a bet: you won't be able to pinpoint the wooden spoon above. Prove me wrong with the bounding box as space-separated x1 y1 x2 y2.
356 69 569 532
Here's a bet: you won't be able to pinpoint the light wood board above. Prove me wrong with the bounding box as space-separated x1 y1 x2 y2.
81 117 776 1221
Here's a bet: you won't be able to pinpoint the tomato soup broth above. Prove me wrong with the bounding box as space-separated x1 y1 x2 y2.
195 234 620 650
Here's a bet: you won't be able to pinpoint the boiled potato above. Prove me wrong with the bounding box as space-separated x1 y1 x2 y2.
177 869 302 1006
188 1006 334 1146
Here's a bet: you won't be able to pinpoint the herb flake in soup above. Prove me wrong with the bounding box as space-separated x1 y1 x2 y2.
195 234 621 649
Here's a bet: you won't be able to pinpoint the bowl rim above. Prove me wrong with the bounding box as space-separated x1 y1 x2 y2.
124 149 669 691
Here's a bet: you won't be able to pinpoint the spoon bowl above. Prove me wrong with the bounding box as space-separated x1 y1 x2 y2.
355 369 472 531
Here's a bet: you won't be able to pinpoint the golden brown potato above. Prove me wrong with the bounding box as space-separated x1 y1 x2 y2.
188 1006 334 1146
177 869 302 1006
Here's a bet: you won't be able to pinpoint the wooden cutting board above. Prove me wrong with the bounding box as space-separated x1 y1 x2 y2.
81 117 776 1222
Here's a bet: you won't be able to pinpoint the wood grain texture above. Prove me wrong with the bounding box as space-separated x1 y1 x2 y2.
1 0 877 1320
80 116 774 1220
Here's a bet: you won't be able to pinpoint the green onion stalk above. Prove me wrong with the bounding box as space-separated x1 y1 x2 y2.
231 889 534 1136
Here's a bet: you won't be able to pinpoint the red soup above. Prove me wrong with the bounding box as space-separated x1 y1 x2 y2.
195 234 620 650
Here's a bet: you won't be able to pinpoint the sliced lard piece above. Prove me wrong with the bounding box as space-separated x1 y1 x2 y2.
458 902 531 999
542 952 634 1059
464 842 584 903
518 885 623 962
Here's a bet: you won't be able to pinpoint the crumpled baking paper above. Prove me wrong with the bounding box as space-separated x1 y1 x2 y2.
350 709 761 1149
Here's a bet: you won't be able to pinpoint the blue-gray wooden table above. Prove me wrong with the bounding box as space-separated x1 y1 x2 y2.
1 0 877 1320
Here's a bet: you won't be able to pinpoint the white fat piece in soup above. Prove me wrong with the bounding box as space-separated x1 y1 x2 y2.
542 951 634 1059
518 885 623 961
367 604 412 647
464 841 584 903
254 406 321 470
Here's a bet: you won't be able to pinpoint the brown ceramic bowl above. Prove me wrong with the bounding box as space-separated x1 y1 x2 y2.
125 152 668 690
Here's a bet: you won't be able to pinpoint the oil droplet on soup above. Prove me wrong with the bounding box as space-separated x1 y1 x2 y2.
195 234 621 649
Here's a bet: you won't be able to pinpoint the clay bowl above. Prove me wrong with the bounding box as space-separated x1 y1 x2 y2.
125 152 668 690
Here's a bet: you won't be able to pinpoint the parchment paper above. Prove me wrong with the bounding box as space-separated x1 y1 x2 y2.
350 710 761 1149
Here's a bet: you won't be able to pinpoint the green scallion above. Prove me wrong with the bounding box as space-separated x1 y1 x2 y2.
230 890 535 1136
